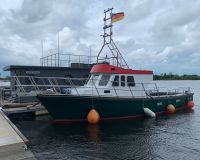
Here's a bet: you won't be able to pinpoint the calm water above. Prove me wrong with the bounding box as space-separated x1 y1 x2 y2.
4 80 200 160
0 80 10 87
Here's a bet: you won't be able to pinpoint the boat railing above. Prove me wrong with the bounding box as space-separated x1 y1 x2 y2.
12 76 88 95
10 76 192 98
12 76 154 97
155 87 191 95
40 52 98 67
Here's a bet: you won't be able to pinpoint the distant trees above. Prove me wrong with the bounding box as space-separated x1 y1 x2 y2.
154 73 200 80
1 74 200 81
0 76 10 80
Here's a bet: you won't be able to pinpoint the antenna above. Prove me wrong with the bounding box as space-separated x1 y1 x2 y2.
96 8 129 68
41 40 44 66
57 31 60 67
89 47 92 64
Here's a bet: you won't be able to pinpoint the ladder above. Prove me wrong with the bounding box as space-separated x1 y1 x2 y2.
96 8 129 68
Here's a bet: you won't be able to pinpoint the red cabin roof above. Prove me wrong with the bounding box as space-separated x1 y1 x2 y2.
90 64 153 75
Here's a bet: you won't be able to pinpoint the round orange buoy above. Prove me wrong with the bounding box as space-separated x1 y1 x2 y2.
167 104 175 114
87 109 100 124
187 101 194 109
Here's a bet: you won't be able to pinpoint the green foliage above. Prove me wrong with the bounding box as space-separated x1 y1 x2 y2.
154 73 200 80
0 76 10 80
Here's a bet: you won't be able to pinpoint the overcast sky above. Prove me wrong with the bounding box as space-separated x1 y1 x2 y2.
0 0 200 76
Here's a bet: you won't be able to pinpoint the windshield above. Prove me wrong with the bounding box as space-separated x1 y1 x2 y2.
99 74 111 86
87 74 99 86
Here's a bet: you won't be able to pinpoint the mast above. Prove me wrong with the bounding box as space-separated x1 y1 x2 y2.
96 8 129 68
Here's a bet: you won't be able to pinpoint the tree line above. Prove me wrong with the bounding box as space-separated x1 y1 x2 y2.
0 76 10 80
154 73 200 80
1 74 200 81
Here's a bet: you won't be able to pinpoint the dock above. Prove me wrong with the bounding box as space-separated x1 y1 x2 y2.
0 109 36 160
0 101 48 120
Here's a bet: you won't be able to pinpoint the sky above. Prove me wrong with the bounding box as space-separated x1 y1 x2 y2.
0 0 200 76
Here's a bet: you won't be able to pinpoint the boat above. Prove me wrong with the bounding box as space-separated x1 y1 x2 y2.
36 8 194 123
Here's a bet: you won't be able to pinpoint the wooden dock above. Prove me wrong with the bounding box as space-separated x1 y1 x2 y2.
0 109 36 160
0 101 48 119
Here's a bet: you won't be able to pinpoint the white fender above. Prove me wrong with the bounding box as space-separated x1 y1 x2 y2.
143 108 156 118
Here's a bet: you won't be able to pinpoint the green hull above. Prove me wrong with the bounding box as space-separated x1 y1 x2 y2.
37 93 193 123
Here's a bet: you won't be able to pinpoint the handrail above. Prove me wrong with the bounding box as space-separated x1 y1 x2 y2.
10 76 192 99
112 85 118 97
15 76 26 93
68 77 80 96
40 52 103 67
91 78 100 97
128 84 134 98
12 76 88 81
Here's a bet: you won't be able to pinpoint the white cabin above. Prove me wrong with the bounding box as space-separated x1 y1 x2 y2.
71 64 153 97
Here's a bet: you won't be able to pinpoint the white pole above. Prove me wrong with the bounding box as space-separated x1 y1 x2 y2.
58 32 60 67
89 47 91 64
41 40 44 66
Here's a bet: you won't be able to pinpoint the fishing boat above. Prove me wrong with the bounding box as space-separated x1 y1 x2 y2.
37 8 194 123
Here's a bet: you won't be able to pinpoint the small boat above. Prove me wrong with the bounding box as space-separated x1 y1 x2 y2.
37 8 194 123
37 62 194 123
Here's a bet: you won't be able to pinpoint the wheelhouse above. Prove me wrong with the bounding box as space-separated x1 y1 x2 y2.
72 64 153 97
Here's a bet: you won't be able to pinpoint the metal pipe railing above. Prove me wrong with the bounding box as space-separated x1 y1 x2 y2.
11 76 191 98
40 52 100 67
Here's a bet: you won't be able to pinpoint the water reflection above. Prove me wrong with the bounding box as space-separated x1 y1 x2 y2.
15 108 200 160
13 80 200 160
87 124 100 143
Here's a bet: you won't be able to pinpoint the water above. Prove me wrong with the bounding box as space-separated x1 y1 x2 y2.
0 80 10 87
7 81 200 159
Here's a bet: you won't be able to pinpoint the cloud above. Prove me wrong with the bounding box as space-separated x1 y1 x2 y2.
0 0 200 77
125 0 155 22
13 0 53 23
150 1 200 47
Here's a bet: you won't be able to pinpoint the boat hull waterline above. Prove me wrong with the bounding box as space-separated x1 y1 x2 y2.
37 93 193 123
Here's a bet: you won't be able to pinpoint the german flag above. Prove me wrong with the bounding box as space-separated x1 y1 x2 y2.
111 12 124 23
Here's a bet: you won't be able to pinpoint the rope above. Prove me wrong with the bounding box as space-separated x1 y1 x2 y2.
91 85 94 109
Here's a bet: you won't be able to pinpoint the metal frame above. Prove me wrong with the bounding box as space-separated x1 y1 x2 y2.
97 8 129 68
40 53 98 67
9 76 191 99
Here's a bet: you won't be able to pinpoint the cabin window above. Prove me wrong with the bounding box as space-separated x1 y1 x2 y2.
127 76 135 86
121 75 125 87
88 74 99 86
99 75 111 86
112 75 119 87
